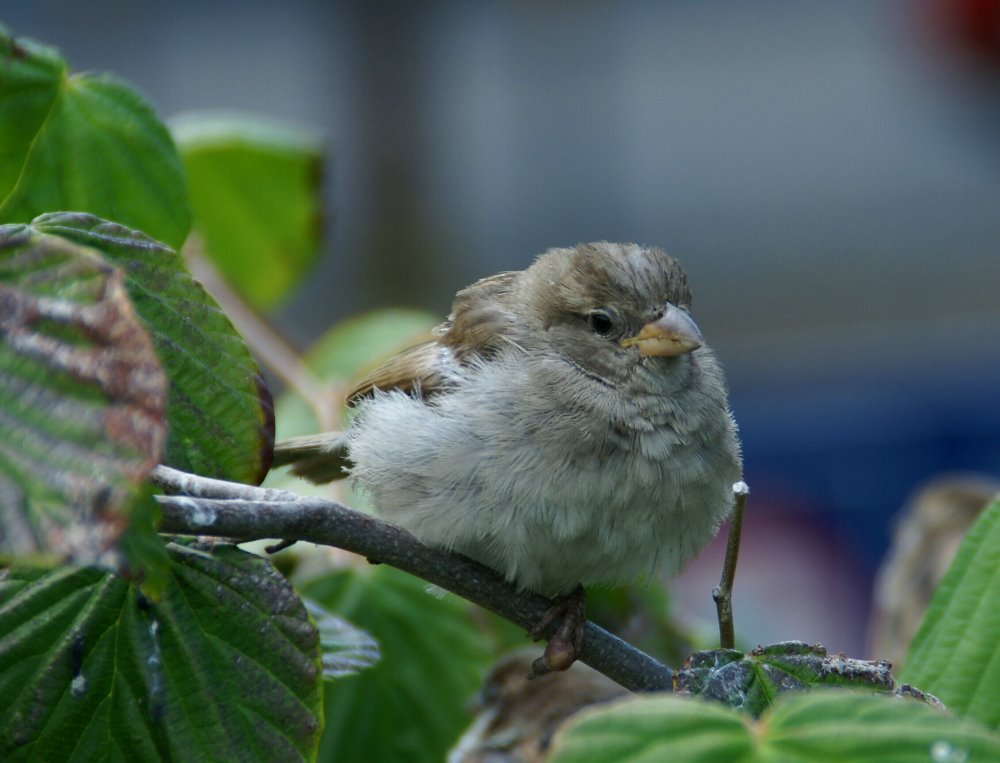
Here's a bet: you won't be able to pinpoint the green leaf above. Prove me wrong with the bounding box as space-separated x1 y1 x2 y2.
303 598 381 679
30 212 274 483
550 694 749 763
117 487 171 599
0 224 166 561
548 691 1000 763
901 498 1000 730
0 26 189 250
0 542 323 762
172 112 325 310
302 564 493 763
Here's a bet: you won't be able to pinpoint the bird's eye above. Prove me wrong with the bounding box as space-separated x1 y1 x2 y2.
587 308 617 337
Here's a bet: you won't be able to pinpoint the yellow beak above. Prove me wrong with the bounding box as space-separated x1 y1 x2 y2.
620 304 704 357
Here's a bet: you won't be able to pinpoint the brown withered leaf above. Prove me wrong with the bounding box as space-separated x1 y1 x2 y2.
674 641 942 716
0 225 167 563
34 212 274 485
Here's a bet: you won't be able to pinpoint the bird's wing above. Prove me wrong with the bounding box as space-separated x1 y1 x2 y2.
439 270 522 362
274 270 522 483
347 270 522 404
346 341 452 403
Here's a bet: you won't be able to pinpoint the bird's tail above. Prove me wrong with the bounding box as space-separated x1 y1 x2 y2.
272 432 352 484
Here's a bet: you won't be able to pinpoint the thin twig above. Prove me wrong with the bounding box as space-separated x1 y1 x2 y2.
154 476 674 693
713 481 750 649
151 464 299 501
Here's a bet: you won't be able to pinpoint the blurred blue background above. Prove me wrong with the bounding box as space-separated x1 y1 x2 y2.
7 0 999 657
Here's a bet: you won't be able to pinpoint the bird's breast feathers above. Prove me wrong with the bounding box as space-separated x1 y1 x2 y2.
346 349 740 594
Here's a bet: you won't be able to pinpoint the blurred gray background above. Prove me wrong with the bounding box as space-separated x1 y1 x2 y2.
7 0 999 656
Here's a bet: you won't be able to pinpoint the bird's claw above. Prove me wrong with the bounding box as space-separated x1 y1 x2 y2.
528 585 586 678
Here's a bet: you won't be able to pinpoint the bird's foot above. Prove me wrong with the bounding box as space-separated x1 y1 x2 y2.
528 585 586 678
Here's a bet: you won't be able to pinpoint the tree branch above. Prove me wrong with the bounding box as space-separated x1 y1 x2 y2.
152 468 674 693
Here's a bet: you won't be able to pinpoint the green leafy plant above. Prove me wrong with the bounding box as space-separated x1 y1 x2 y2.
901 497 1000 730
1 542 323 761
2 21 999 763
547 691 1000 762
171 113 325 311
0 31 189 250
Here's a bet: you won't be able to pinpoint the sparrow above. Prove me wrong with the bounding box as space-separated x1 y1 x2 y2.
275 242 742 671
867 474 998 670
447 649 627 763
